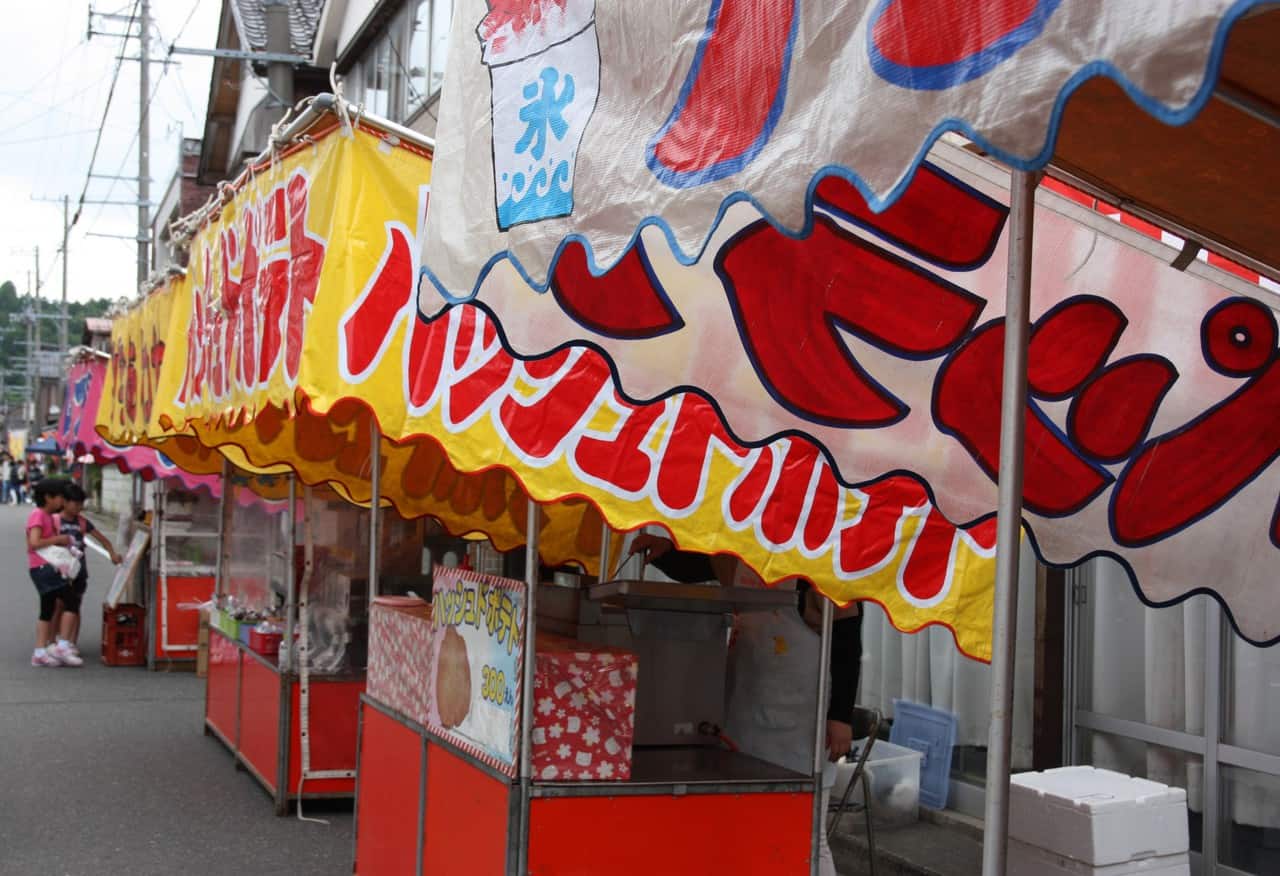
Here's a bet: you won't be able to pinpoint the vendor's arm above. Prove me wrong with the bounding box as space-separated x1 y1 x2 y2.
628 533 717 583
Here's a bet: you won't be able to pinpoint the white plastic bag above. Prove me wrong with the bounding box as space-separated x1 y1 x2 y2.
36 545 82 582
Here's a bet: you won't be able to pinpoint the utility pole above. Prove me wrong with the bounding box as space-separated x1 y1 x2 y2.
25 266 34 434
60 195 69 351
32 248 41 434
137 0 151 288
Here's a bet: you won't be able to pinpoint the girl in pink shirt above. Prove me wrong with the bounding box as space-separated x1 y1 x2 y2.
27 479 82 667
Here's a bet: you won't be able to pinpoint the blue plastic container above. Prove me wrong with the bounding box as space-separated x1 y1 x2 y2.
889 699 958 810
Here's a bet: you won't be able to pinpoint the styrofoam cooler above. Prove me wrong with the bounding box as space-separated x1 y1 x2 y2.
1009 839 1190 876
1009 767 1189 873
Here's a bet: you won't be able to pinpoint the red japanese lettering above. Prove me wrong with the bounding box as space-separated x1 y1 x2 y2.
652 394 743 515
933 299 1115 517
1112 298 1280 546
813 163 1008 270
715 214 984 428
443 309 513 426
572 398 666 494
1067 355 1177 463
550 239 682 338
342 223 414 376
498 349 610 461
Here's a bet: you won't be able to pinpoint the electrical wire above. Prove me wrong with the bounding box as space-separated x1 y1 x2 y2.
71 0 140 229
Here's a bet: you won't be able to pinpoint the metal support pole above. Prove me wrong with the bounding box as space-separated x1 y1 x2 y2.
1201 604 1223 872
216 460 233 600
981 169 1037 876
516 499 540 875
137 0 151 286
282 474 298 674
597 520 611 585
368 420 381 603
811 597 834 876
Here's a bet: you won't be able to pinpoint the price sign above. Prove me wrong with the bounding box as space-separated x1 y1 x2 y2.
427 567 525 775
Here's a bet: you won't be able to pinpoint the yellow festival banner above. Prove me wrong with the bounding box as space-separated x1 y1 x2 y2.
99 123 998 659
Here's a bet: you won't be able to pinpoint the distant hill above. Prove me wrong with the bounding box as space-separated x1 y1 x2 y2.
0 279 114 386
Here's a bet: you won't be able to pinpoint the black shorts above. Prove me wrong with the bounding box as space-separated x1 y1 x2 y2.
72 571 89 597
31 566 75 621
30 564 66 596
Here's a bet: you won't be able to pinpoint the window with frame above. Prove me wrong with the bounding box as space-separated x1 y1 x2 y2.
343 1 453 124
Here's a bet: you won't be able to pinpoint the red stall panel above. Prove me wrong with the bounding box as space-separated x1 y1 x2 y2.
285 677 364 796
205 630 239 746
423 742 512 876
527 792 813 875
355 702 423 876
152 575 215 661
239 654 282 792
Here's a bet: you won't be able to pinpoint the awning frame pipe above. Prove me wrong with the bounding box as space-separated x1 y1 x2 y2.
282 473 298 674
517 500 540 875
215 458 232 599
811 597 834 876
981 169 1036 876
368 420 381 604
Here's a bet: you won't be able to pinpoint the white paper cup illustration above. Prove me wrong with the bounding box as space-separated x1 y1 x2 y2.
478 0 599 230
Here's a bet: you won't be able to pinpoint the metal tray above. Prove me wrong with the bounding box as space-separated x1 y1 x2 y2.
588 579 795 614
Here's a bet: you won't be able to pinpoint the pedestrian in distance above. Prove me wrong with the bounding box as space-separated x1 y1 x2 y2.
27 479 83 667
0 455 11 505
15 460 28 504
52 483 121 654
8 459 22 505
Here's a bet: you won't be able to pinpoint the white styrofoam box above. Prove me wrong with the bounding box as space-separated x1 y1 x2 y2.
831 739 923 827
1010 839 1190 876
1009 767 1189 866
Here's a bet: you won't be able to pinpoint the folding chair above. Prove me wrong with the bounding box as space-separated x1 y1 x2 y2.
829 706 883 876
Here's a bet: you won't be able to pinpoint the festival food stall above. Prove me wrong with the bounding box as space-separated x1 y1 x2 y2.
420 2 1280 874
92 88 1004 867
62 351 227 667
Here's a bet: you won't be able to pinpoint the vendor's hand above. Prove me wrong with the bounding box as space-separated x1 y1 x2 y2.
629 533 674 561
826 719 853 762
110 551 123 565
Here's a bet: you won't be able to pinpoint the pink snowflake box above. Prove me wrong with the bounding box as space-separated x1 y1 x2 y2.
530 634 638 782
367 598 434 727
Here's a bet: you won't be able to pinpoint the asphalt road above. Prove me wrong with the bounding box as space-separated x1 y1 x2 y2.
0 503 352 876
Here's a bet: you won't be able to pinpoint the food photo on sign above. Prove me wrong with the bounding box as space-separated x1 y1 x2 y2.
427 567 526 773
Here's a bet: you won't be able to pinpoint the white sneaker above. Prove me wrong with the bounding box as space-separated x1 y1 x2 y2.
31 649 61 667
49 642 83 667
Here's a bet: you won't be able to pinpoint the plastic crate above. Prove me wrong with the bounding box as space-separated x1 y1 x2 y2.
102 603 146 666
889 699 958 810
832 738 923 827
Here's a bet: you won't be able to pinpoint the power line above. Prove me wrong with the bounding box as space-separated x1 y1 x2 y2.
71 0 140 229
0 128 101 148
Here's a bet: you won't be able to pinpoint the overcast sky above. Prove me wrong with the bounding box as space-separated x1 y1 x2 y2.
0 0 221 305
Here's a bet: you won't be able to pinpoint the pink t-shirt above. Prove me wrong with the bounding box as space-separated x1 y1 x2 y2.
26 507 57 569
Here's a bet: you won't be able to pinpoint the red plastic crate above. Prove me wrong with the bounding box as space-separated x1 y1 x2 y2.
102 603 146 666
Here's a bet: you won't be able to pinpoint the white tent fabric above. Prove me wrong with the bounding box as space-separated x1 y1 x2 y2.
1086 557 1280 828
860 546 1036 766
